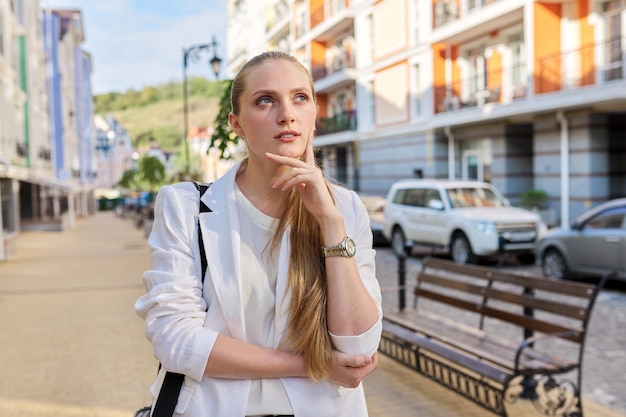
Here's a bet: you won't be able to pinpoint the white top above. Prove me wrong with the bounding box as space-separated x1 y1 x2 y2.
236 185 293 415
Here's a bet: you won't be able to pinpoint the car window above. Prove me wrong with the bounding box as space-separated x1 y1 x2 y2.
392 189 407 204
404 189 425 207
584 206 626 230
446 187 504 208
424 189 441 206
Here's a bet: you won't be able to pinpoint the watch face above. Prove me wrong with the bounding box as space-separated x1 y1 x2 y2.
345 237 356 256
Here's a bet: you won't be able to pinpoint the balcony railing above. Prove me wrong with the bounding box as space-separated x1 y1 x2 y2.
433 0 502 29
316 110 357 135
435 37 626 114
311 48 355 81
537 37 623 93
434 64 527 113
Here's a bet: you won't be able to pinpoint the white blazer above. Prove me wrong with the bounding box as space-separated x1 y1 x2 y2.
135 161 383 416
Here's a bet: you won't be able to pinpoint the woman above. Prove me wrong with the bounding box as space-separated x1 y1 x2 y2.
135 51 383 416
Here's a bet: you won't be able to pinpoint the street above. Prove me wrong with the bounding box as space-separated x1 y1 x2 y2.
373 244 626 415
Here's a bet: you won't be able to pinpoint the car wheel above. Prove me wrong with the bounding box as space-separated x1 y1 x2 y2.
391 227 408 256
542 248 569 279
450 232 475 264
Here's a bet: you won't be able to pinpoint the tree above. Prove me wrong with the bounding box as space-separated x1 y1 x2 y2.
118 169 138 191
137 155 166 192
210 79 241 159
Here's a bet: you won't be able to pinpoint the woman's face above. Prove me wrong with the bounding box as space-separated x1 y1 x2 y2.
230 60 317 163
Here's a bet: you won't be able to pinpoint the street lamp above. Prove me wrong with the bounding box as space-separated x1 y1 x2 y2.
182 36 222 178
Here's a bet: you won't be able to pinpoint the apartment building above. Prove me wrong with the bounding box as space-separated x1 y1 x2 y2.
0 2 94 261
227 0 626 227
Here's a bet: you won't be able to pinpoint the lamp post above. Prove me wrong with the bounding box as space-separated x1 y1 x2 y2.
182 36 222 178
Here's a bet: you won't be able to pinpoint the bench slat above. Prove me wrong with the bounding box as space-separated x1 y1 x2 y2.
382 319 513 383
422 257 598 298
415 288 583 343
417 272 589 319
385 309 575 372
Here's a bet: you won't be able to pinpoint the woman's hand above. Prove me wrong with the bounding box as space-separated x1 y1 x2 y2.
327 351 379 388
266 136 341 225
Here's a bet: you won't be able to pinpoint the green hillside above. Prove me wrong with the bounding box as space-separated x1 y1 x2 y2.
95 78 226 152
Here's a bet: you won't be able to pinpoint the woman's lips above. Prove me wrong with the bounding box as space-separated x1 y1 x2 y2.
275 131 300 141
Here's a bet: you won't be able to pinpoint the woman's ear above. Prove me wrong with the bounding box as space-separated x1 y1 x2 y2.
229 113 245 138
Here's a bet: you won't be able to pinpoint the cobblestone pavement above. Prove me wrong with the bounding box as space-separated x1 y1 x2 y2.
0 213 623 417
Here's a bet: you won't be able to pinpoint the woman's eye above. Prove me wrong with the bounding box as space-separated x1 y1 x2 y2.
257 97 273 105
295 94 308 102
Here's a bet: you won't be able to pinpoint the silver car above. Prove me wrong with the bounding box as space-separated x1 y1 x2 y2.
382 179 544 264
537 198 626 281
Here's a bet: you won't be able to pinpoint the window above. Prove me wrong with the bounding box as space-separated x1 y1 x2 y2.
462 46 488 106
508 33 526 97
585 206 626 229
403 189 425 207
446 187 503 209
460 140 492 182
412 63 422 117
603 0 624 81
1 179 14 232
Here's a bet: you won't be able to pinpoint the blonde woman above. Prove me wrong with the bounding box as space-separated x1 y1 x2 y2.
135 51 382 417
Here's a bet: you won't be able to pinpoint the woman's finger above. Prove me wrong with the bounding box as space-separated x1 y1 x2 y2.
304 132 315 166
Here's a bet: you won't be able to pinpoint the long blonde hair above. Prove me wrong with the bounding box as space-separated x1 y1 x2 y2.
230 51 333 380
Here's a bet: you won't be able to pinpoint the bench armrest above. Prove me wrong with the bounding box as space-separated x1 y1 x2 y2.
514 330 581 372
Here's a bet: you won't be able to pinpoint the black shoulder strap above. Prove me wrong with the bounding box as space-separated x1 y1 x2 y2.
193 181 212 283
152 181 212 417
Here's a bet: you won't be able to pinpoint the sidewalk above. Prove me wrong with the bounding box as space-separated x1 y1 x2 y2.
0 212 623 417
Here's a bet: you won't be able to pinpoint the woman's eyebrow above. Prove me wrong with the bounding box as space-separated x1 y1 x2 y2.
252 87 311 96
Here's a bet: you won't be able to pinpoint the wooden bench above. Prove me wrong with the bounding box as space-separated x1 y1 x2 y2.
378 256 611 417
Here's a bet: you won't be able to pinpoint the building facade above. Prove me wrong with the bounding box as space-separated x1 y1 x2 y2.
227 0 626 227
0 2 95 261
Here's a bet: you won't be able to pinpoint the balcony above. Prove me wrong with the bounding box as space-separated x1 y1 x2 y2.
266 0 289 32
435 37 626 114
434 64 527 113
433 0 503 30
312 46 355 82
266 0 290 42
316 110 357 136
536 37 623 94
308 3 353 43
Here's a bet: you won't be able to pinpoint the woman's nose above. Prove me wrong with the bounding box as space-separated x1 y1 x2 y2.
277 102 296 124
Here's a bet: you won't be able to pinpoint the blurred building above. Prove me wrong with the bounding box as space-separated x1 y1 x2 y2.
0 3 95 261
94 114 134 189
188 125 239 182
227 0 626 227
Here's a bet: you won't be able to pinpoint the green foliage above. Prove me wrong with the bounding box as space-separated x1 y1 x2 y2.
94 79 225 154
137 155 166 192
520 188 549 209
94 77 223 114
118 169 138 191
117 155 167 192
210 79 242 159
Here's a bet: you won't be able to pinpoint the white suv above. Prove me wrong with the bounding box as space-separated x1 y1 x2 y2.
382 179 545 264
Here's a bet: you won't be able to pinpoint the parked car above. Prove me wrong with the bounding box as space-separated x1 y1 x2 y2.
382 179 546 264
359 194 388 246
537 198 626 281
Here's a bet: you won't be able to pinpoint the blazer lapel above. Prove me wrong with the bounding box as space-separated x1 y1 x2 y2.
197 165 246 340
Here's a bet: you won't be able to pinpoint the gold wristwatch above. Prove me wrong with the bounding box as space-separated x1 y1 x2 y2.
322 236 356 258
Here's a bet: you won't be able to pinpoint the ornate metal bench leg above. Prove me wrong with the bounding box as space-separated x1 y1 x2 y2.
505 375 581 417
